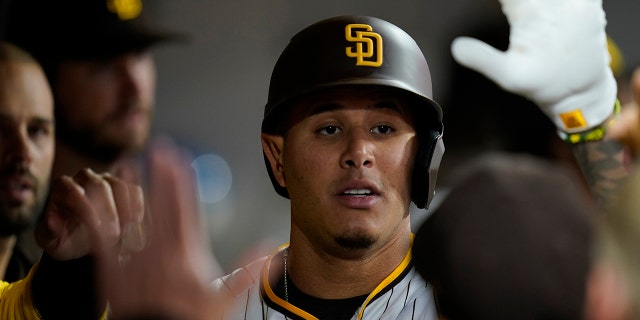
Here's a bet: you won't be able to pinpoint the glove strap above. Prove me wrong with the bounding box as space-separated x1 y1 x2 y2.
559 100 621 144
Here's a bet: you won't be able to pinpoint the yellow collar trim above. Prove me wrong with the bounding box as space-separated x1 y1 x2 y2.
262 236 414 320
262 243 318 319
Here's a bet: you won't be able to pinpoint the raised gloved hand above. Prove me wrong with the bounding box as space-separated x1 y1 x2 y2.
451 0 617 135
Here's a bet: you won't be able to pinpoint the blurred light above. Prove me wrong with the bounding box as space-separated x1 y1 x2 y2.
191 153 233 204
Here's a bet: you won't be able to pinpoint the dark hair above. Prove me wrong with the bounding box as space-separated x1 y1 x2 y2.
414 152 596 319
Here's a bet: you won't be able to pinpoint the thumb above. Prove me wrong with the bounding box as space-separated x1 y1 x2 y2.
35 176 83 250
451 36 510 88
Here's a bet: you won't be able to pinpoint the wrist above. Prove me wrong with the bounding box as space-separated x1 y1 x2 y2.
551 69 618 134
558 99 621 144
33 253 105 318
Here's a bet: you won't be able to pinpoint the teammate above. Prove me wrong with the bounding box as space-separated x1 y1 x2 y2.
214 0 626 318
5 0 174 177
414 152 597 319
585 161 640 319
584 66 640 320
0 42 54 279
2 0 195 281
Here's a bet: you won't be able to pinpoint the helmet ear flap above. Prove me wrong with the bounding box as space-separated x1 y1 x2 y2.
412 129 444 209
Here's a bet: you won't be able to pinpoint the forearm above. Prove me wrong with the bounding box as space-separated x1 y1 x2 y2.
31 253 106 319
571 137 633 213
0 255 108 319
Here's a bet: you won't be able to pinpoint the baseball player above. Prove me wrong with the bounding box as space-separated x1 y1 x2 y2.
213 0 625 318
214 14 442 319
0 42 54 280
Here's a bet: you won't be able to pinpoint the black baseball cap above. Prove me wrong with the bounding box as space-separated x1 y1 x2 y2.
5 0 180 61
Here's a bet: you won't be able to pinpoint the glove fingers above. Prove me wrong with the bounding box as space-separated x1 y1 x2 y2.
451 37 510 88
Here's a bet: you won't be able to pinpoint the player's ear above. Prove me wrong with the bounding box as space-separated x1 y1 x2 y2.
261 133 286 188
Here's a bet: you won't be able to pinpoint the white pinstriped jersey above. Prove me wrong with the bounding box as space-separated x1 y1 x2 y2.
212 245 437 320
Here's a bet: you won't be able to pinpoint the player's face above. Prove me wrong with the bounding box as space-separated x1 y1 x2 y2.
0 60 54 236
266 87 416 258
54 51 156 160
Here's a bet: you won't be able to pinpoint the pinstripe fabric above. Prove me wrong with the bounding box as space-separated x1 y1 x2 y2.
212 246 437 320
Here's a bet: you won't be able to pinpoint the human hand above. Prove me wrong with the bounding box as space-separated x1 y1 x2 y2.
451 0 617 134
93 139 227 320
35 169 144 261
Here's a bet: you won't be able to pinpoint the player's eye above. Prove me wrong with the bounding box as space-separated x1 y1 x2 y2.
317 125 342 136
371 124 394 135
28 126 46 137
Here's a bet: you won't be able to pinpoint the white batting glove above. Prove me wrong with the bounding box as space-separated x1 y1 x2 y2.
451 0 617 134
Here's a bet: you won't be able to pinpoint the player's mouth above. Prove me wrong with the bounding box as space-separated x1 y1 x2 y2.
342 188 373 196
0 175 35 204
116 107 149 126
336 182 381 209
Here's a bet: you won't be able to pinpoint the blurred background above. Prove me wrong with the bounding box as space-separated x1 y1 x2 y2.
141 0 640 271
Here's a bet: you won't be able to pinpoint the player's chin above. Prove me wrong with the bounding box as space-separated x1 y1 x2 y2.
112 132 149 153
334 233 376 251
0 207 36 236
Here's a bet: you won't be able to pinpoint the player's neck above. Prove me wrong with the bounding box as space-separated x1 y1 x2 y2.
287 223 412 299
0 235 17 279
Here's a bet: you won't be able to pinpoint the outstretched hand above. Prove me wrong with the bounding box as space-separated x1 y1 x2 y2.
451 0 617 133
92 139 229 320
35 169 144 261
